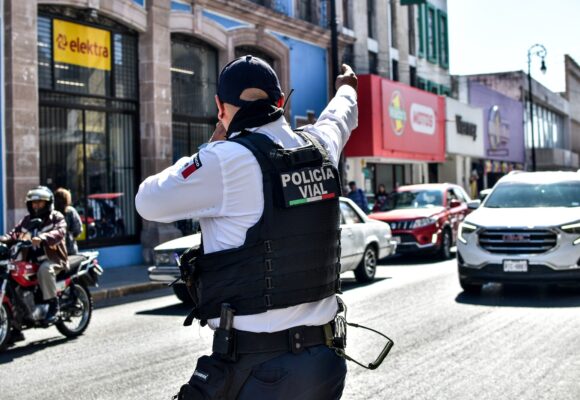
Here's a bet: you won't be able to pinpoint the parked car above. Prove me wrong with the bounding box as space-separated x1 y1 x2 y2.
457 170 580 293
148 197 398 303
368 183 472 259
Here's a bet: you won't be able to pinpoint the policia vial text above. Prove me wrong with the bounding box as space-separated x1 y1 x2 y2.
281 166 336 198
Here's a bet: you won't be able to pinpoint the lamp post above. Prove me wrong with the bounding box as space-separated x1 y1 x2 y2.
527 44 547 172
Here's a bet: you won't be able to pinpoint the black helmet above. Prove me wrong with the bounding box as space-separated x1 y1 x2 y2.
25 186 54 218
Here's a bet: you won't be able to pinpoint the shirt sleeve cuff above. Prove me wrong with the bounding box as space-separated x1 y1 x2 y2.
336 84 357 100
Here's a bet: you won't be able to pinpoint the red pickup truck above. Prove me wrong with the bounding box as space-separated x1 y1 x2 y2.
368 183 472 259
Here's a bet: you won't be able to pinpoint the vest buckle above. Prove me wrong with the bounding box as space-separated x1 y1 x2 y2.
265 277 274 289
265 259 273 272
264 294 273 308
264 240 272 253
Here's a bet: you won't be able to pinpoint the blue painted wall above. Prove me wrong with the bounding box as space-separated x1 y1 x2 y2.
92 244 144 268
202 11 249 29
171 1 192 12
274 0 294 17
271 33 328 128
0 10 4 233
132 0 145 7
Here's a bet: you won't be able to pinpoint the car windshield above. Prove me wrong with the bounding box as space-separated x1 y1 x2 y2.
484 181 580 208
382 190 444 210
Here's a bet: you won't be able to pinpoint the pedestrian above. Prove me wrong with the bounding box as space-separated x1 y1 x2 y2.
373 183 389 212
135 55 358 399
54 188 83 255
347 181 369 213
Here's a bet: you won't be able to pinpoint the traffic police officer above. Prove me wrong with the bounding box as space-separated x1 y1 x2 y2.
136 56 358 399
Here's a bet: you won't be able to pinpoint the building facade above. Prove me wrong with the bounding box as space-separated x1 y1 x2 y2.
466 71 579 172
2 0 340 265
341 0 451 198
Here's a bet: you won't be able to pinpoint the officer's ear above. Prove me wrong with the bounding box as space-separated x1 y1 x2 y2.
215 95 226 121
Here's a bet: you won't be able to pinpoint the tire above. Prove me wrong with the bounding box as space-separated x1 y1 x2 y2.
437 229 452 260
354 246 378 283
459 277 482 294
0 303 12 352
173 284 194 305
56 283 92 338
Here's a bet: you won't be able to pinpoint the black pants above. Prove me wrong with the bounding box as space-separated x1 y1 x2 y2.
181 345 347 400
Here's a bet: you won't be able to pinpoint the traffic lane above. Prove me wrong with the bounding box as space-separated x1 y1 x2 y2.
341 259 580 400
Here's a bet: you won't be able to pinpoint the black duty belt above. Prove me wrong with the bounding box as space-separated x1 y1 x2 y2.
227 324 329 355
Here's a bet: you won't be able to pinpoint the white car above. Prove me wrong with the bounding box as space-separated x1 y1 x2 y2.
149 197 397 303
457 170 580 293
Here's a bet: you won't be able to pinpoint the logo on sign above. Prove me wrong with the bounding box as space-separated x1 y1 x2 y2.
53 19 111 71
388 91 407 136
410 103 436 135
455 115 477 141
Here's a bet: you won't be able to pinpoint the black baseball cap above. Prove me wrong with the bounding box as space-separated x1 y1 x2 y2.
217 55 282 107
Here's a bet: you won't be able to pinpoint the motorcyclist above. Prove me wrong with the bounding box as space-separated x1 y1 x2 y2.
0 186 68 327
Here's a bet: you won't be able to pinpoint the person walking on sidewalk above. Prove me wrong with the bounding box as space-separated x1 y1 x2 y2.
347 181 369 213
136 55 358 400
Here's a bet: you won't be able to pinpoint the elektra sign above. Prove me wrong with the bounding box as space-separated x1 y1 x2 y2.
53 19 111 71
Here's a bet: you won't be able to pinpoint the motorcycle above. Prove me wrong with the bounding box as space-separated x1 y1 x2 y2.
0 218 103 351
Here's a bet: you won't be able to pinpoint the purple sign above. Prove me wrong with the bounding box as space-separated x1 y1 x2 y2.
468 82 525 163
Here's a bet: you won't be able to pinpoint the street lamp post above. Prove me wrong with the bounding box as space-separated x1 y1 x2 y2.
526 44 547 172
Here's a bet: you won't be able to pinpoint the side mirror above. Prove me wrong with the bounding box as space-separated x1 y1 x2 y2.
467 200 481 210
449 199 462 209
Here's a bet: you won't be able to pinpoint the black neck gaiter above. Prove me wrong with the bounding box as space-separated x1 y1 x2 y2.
226 99 285 138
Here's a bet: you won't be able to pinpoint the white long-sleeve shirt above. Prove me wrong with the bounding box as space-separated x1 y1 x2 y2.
136 85 358 332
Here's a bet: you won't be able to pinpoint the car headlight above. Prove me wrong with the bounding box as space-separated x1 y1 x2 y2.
458 222 478 244
154 252 177 266
561 222 580 245
412 217 437 229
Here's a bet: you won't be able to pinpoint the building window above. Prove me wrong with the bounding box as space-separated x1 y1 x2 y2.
367 0 376 39
525 102 566 150
369 52 378 75
389 0 397 48
298 0 315 24
342 0 352 28
410 66 417 87
38 8 139 246
418 77 427 91
437 10 449 69
417 4 425 58
392 59 399 82
426 3 437 64
408 5 416 56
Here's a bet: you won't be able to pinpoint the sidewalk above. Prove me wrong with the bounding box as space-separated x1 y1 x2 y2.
92 265 168 303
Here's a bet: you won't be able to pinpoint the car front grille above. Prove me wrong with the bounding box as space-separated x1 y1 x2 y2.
389 220 414 230
478 229 558 254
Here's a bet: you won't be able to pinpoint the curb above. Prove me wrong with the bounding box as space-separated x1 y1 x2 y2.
93 282 167 303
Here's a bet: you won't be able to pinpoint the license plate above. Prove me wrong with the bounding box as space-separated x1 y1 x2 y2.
503 260 528 272
393 236 401 244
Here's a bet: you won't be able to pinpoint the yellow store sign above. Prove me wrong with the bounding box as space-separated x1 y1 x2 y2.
53 19 111 71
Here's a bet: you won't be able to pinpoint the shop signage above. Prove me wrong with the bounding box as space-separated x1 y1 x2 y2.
445 98 484 158
400 0 426 5
53 19 111 71
455 115 477 140
344 75 445 162
468 82 525 163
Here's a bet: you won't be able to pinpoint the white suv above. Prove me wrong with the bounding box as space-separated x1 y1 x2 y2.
457 170 580 293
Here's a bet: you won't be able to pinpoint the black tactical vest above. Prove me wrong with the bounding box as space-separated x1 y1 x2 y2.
191 130 342 321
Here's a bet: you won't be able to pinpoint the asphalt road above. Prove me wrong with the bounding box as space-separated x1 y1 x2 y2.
2 255 580 400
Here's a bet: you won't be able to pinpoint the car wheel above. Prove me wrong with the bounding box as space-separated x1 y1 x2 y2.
459 277 482 294
437 229 452 260
173 284 194 305
354 246 377 283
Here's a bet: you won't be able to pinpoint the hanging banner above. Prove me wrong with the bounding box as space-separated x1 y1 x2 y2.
53 19 111 71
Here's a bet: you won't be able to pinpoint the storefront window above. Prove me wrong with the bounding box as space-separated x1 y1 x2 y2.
38 8 139 246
